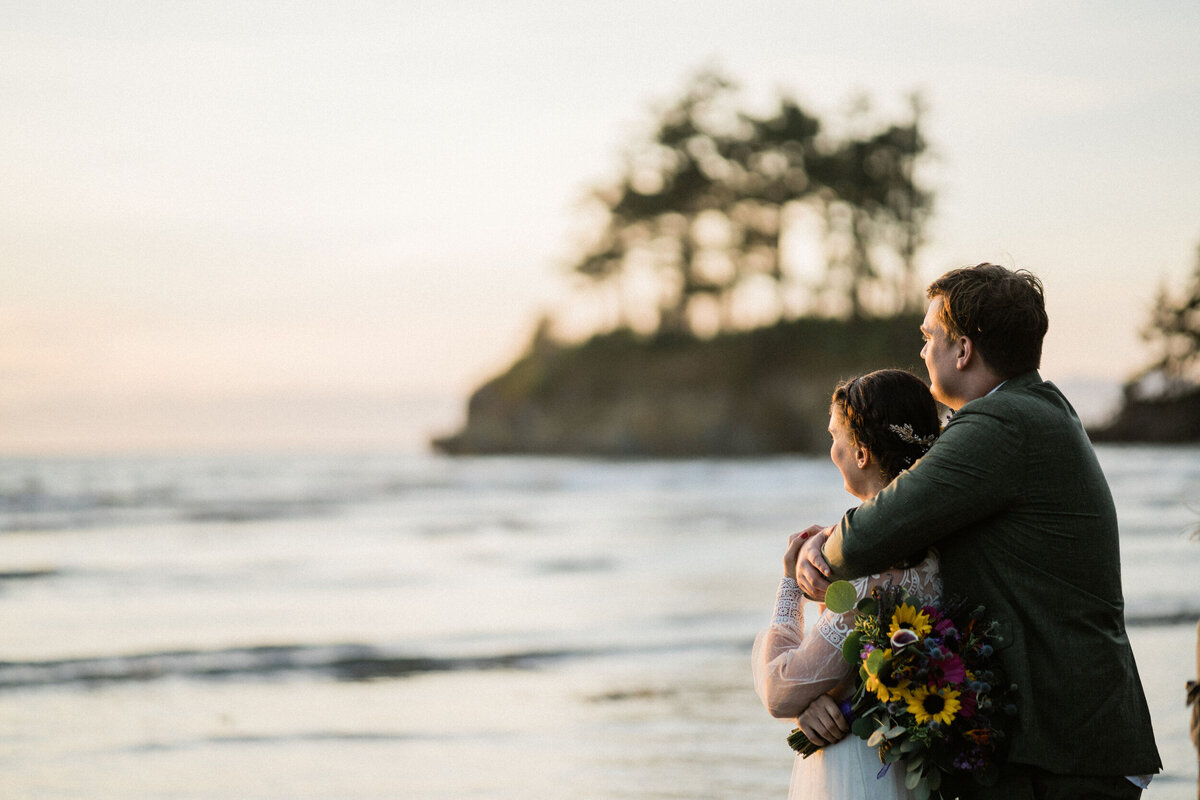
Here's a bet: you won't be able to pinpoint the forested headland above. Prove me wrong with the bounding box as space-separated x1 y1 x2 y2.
436 70 935 456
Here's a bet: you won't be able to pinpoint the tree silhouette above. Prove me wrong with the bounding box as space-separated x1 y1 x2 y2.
568 69 932 337
1140 242 1200 388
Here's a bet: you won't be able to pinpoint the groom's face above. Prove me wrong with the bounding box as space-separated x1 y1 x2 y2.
921 297 961 408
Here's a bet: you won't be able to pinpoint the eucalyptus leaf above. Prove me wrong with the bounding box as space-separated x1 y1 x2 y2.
914 782 931 800
865 649 886 675
906 770 922 790
825 580 857 613
851 717 877 740
885 725 906 739
928 769 942 789
907 757 924 772
857 596 878 616
842 630 864 665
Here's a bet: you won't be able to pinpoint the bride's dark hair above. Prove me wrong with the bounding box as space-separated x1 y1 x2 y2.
831 369 942 484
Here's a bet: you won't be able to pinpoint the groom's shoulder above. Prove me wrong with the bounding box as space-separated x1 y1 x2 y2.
963 371 1078 429
955 372 1063 422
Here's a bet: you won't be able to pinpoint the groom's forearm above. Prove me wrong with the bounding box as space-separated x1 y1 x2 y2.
823 505 925 580
826 411 1014 577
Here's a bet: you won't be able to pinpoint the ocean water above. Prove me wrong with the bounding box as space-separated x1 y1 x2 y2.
0 446 1197 799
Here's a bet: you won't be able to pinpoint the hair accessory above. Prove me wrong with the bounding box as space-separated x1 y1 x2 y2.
888 423 938 447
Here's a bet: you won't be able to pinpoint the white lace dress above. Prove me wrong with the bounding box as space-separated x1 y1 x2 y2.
752 553 941 799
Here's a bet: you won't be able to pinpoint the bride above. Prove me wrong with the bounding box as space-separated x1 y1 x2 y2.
753 369 943 799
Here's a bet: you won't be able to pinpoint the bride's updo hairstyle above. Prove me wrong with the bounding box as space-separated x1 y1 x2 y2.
831 369 941 484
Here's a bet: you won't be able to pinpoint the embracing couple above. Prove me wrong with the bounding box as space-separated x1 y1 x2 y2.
753 264 1162 799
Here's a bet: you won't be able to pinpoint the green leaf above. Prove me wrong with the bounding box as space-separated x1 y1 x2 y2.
906 770 922 790
825 580 857 613
856 596 878 616
927 769 942 790
914 783 931 800
842 630 864 664
851 717 877 740
865 649 886 675
867 729 886 748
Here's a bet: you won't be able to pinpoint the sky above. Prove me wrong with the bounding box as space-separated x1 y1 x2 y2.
2 1 1198 453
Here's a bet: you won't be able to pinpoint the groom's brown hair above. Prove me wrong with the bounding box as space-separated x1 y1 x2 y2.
927 263 1049 379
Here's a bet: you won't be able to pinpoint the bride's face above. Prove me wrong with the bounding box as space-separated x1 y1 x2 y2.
828 408 874 501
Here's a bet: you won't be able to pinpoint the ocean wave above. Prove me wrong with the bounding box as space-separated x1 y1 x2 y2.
0 643 589 691
0 637 749 692
122 730 428 755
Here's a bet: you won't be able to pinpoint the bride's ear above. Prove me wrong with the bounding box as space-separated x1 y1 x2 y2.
855 444 871 470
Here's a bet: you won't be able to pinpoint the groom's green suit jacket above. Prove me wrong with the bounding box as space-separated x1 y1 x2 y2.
823 371 1161 776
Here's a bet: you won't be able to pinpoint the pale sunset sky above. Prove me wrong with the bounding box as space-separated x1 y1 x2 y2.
2 2 1198 453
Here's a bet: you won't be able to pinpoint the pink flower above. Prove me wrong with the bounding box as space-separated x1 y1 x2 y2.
931 652 967 686
957 689 978 719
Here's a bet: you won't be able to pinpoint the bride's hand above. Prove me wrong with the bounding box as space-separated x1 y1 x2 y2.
783 525 825 579
795 694 849 747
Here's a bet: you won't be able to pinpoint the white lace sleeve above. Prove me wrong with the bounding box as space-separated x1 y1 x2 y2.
751 578 852 720
752 552 941 721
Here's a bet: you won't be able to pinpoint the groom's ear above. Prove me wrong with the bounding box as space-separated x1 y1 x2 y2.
955 336 974 370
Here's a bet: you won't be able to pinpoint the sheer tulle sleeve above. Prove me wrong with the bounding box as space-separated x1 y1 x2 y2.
752 557 940 720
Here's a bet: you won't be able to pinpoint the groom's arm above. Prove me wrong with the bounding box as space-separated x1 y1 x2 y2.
822 405 1023 580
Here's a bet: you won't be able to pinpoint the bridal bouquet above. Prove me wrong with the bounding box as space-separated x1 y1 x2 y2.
788 580 1017 800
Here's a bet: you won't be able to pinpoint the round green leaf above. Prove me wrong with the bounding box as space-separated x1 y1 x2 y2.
865 648 886 675
842 630 864 664
856 596 878 616
851 717 876 740
825 580 857 613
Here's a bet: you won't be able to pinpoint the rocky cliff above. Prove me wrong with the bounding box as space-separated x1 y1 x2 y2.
1087 382 1200 443
433 315 927 457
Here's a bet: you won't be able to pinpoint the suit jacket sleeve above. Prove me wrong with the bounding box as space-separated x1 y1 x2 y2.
823 402 1026 579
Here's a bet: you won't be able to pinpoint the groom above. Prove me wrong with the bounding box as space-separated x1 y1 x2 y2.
794 264 1161 798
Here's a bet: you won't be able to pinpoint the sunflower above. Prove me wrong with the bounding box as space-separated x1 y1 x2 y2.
863 648 911 702
888 603 932 640
906 684 962 725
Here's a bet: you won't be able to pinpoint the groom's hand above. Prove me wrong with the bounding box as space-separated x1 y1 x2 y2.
794 526 833 601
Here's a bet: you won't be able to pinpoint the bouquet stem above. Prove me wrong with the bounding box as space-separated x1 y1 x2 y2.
786 727 823 757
